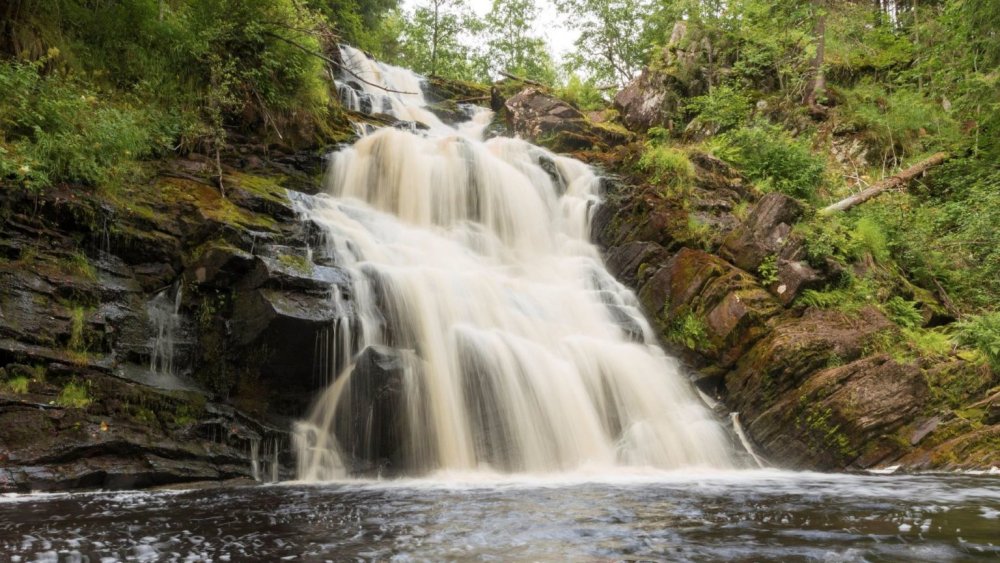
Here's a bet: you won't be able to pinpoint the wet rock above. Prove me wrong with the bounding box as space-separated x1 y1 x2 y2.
638 247 781 366
747 355 928 470
720 192 804 272
334 345 414 473
613 21 713 133
504 87 633 152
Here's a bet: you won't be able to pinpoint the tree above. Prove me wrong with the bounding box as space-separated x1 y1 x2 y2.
556 0 652 87
398 0 480 79
482 0 556 84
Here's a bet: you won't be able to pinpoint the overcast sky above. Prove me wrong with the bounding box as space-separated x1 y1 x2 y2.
400 0 580 62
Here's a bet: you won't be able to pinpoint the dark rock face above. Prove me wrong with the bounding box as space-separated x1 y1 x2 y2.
504 88 633 152
334 346 414 473
0 150 347 492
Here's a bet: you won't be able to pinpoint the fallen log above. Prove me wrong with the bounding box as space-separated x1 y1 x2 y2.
498 70 546 88
820 152 949 214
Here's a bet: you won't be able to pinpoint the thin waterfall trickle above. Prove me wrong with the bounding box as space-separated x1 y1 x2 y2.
294 48 737 480
147 284 183 376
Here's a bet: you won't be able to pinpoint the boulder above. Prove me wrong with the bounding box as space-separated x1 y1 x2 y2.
504 87 632 152
720 192 804 272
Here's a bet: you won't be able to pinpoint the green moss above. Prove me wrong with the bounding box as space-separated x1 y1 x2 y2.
796 396 857 461
2 376 30 394
56 381 91 409
157 177 278 232
277 253 313 274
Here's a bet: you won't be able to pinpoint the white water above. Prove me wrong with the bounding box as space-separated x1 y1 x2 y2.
147 284 183 376
294 46 736 479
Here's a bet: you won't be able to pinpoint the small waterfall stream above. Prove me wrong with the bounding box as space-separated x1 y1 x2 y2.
294 46 736 479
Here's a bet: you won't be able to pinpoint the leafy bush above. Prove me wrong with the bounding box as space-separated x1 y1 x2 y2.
684 84 752 131
852 215 890 262
757 254 779 285
668 313 712 351
557 75 607 111
710 121 826 200
797 215 861 268
956 312 1000 372
638 145 695 192
0 61 171 189
843 81 960 162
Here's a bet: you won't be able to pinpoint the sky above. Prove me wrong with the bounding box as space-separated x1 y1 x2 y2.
400 0 580 63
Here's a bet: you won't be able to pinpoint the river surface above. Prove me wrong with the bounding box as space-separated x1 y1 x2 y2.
2 469 998 561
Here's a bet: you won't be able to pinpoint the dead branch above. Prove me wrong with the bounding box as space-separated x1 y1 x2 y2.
820 152 950 214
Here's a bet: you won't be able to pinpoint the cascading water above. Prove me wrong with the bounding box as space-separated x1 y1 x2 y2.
294 47 736 479
147 284 183 376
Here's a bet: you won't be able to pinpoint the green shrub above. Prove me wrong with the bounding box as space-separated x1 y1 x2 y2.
0 61 170 190
852 215 890 263
557 75 607 111
710 121 826 200
2 376 30 394
667 313 712 351
956 312 1000 372
843 81 960 162
684 84 752 131
638 145 695 193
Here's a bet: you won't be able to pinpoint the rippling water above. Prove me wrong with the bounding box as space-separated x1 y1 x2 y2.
3 470 998 561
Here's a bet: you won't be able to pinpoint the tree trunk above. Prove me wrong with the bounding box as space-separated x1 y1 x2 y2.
820 152 949 214
804 3 827 115
431 1 440 76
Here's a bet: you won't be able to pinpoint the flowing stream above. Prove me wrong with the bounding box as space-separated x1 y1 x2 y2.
294 45 734 479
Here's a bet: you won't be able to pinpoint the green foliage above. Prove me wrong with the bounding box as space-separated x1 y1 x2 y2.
556 75 608 111
902 327 953 359
757 254 778 285
394 0 481 80
797 214 861 269
684 85 752 131
482 0 556 84
0 60 171 190
956 312 1000 372
667 312 712 351
710 121 825 200
851 215 889 263
884 296 923 329
843 81 959 164
637 145 694 193
2 376 30 394
555 0 651 87
57 381 92 409
68 307 87 352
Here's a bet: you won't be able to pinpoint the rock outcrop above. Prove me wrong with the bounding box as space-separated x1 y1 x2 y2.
0 145 350 492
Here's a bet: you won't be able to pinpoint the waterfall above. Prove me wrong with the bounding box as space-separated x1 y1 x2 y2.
294 48 736 479
147 284 183 376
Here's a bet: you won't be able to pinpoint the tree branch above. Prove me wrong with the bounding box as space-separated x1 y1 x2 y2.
820 152 950 214
262 31 420 95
